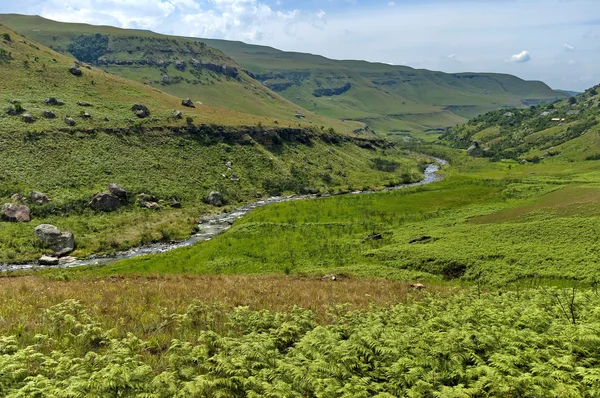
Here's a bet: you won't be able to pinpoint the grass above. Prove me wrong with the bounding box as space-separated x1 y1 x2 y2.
0 14 567 139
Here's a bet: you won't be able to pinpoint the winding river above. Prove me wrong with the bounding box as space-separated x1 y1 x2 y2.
1 157 447 272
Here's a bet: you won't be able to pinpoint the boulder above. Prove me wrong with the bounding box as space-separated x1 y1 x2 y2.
39 255 59 266
108 184 128 201
30 191 49 204
1 203 30 222
206 191 222 206
161 75 170 84
409 236 432 244
43 111 56 119
81 112 92 119
77 101 92 107
363 233 383 242
231 174 240 182
89 193 120 212
410 283 425 290
21 113 34 123
182 98 195 108
169 198 182 208
44 97 64 106
69 65 82 76
64 117 76 126
34 224 75 257
172 110 182 119
10 193 25 203
175 60 186 71
138 193 157 202
132 104 150 118
140 201 160 210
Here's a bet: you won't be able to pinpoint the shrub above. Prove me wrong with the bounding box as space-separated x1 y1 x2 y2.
1 33 11 42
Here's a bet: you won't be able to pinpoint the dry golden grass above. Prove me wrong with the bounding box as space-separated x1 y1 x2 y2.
0 274 456 337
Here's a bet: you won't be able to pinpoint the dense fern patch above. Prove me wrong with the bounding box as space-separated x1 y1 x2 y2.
1 289 600 396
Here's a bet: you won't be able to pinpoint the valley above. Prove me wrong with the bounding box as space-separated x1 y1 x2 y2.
1 9 600 397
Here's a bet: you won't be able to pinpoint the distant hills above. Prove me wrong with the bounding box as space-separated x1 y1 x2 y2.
0 14 568 140
441 85 600 162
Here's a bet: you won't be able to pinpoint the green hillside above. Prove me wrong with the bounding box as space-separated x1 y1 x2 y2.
0 14 566 141
0 23 427 263
0 14 361 133
441 84 600 162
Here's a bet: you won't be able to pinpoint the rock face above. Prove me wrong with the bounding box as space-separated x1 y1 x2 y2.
34 224 75 257
64 117 76 126
182 98 195 108
90 193 120 212
108 184 128 202
132 104 150 118
30 191 49 204
206 191 222 206
69 65 82 76
43 111 56 119
1 203 31 222
21 113 34 123
39 255 59 266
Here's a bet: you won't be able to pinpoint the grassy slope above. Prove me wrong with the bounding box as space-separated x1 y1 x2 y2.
442 85 600 162
0 14 566 141
0 24 427 263
0 14 364 134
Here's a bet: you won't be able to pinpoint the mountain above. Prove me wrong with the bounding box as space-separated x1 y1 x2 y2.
441 84 600 162
0 14 567 141
0 23 427 263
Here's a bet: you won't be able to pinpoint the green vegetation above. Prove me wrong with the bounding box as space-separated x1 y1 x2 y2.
442 85 600 161
0 14 567 140
2 277 600 395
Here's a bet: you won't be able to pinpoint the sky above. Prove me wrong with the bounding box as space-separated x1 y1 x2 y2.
1 0 599 91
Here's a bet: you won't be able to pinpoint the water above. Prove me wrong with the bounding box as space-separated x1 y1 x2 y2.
1 156 447 272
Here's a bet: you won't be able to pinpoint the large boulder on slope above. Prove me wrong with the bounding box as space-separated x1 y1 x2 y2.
1 203 30 222
34 224 75 257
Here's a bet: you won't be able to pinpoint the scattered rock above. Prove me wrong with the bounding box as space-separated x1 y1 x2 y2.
39 255 59 266
58 256 77 265
21 113 34 123
44 97 65 106
161 75 170 84
30 191 49 204
169 198 182 208
206 191 222 206
182 98 195 108
81 112 92 119
410 283 426 290
225 161 232 167
363 233 383 242
9 99 20 104
172 110 182 119
322 274 348 281
108 184 128 202
34 224 75 256
131 104 150 118
89 193 120 212
6 106 19 116
140 201 160 210
42 111 56 119
77 101 92 107
409 236 432 244
231 174 240 182
175 60 186 71
1 203 31 222
138 193 157 202
467 142 479 156
10 194 25 203
105 170 112 175
69 65 82 76
64 117 76 126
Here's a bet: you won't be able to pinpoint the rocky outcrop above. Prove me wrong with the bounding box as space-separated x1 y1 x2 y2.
34 224 75 257
89 193 120 212
313 83 352 98
1 203 30 222
30 191 49 204
206 191 222 206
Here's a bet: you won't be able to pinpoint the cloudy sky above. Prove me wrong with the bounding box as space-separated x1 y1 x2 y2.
2 0 599 91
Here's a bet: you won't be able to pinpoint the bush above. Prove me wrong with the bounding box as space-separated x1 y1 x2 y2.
67 34 109 63
1 33 11 42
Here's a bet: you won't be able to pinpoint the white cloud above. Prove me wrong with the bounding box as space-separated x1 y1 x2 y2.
564 43 575 52
447 53 456 59
388 1 395 6
510 50 531 63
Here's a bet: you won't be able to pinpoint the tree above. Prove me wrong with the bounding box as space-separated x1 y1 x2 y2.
568 96 577 105
67 34 109 63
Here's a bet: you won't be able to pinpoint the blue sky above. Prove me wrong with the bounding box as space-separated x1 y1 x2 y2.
2 0 599 91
